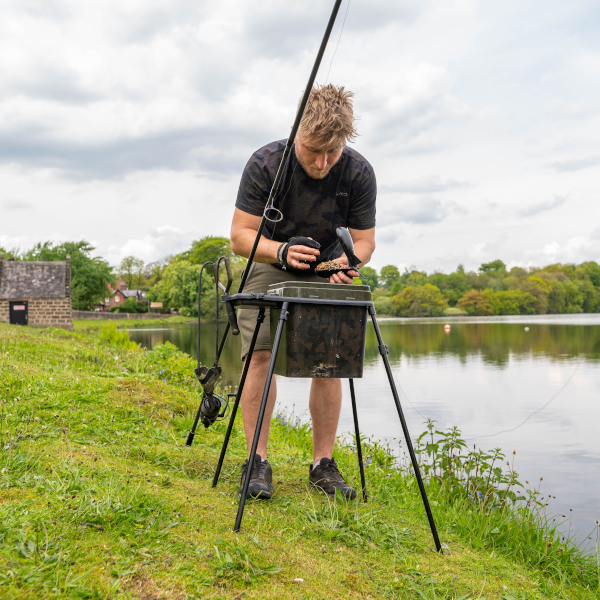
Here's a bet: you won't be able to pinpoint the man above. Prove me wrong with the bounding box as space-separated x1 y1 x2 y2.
230 84 376 500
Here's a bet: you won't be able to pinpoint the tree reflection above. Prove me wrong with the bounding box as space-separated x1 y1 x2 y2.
367 322 600 368
130 320 600 384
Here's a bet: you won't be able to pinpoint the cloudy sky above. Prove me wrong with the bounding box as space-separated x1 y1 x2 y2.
1 0 599 272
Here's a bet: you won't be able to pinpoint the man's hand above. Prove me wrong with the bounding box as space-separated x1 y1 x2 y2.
329 254 358 284
285 241 320 270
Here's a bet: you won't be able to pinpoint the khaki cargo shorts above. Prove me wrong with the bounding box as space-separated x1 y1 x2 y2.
238 262 322 360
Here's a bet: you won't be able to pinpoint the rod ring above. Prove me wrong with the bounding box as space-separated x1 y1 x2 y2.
264 207 283 223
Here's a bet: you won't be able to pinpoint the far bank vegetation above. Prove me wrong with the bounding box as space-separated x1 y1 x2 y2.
3 239 600 319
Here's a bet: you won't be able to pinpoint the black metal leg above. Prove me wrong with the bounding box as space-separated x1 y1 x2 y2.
349 379 367 502
212 308 265 488
368 307 443 553
234 302 289 533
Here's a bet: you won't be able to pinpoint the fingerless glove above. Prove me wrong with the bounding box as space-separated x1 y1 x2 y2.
278 236 321 271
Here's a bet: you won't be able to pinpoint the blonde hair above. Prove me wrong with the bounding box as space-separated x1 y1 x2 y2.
298 84 358 148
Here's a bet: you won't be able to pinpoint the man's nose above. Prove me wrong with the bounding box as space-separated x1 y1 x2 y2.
314 153 328 170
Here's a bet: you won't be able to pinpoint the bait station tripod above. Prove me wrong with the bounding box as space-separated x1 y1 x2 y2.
186 248 442 553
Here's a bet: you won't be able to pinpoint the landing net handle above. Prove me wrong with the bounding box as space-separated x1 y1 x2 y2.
194 257 233 371
187 257 233 446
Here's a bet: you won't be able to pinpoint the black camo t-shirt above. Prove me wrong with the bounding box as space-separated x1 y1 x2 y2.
235 140 376 264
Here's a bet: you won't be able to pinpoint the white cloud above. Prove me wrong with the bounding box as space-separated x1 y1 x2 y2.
539 237 597 263
383 196 467 225
517 195 566 217
103 226 193 266
381 175 471 194
545 156 600 173
0 0 599 271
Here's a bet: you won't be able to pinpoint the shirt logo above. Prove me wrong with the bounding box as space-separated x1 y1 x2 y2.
337 192 348 197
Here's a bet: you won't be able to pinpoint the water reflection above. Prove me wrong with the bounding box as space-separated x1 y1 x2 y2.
131 316 600 386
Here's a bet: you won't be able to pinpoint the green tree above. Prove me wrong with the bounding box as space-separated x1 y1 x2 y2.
23 241 113 310
111 297 146 314
430 270 468 306
360 266 379 290
457 290 492 316
153 261 202 313
510 277 548 314
0 246 21 260
578 261 600 287
144 260 167 288
391 284 448 317
577 279 600 313
179 236 234 265
484 289 537 315
119 256 144 289
379 265 400 291
479 260 506 274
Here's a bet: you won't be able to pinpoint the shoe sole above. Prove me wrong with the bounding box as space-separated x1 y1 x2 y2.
239 485 274 500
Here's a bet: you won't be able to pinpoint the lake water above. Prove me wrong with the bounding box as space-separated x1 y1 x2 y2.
129 314 600 549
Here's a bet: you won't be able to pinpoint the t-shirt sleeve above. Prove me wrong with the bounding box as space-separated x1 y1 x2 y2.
235 154 271 217
346 167 377 230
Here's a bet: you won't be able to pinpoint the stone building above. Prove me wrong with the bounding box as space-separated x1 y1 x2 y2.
0 255 73 330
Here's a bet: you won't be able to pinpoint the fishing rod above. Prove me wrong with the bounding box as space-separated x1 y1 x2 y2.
237 0 343 295
186 1 344 447
219 0 344 355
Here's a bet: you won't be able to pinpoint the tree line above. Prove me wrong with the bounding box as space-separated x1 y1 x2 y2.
363 259 600 317
2 240 599 318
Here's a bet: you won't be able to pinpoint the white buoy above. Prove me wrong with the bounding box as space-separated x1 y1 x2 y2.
524 327 529 331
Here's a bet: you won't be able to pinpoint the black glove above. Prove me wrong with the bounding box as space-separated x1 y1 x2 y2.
279 236 321 271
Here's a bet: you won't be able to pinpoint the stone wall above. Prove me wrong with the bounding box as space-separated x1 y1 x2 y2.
0 297 73 330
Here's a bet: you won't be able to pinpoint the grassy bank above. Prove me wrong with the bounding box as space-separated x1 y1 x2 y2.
1 323 598 599
72 316 193 332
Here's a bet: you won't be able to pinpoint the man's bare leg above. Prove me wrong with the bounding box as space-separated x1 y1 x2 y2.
309 378 342 465
240 350 277 459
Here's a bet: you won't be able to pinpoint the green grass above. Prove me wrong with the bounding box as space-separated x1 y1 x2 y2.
73 316 193 332
444 308 468 316
0 323 598 599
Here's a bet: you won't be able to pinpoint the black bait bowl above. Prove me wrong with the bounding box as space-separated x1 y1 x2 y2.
314 261 356 279
314 267 356 279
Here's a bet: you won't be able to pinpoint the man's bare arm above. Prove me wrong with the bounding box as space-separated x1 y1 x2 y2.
230 208 320 270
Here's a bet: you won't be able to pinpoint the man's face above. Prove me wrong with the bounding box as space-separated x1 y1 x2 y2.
294 134 344 180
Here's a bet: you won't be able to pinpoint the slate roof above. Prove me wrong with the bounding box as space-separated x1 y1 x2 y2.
123 289 145 298
0 261 68 299
113 289 145 298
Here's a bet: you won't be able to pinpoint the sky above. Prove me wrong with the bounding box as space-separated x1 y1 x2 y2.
1 0 599 273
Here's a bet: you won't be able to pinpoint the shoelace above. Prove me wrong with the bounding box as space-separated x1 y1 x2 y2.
246 459 266 480
320 461 346 484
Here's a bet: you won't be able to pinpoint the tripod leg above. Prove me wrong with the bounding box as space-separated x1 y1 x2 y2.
368 307 443 553
349 379 367 502
234 302 289 533
212 308 265 488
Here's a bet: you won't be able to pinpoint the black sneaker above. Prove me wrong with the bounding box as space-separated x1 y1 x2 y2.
239 454 274 500
309 457 356 500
